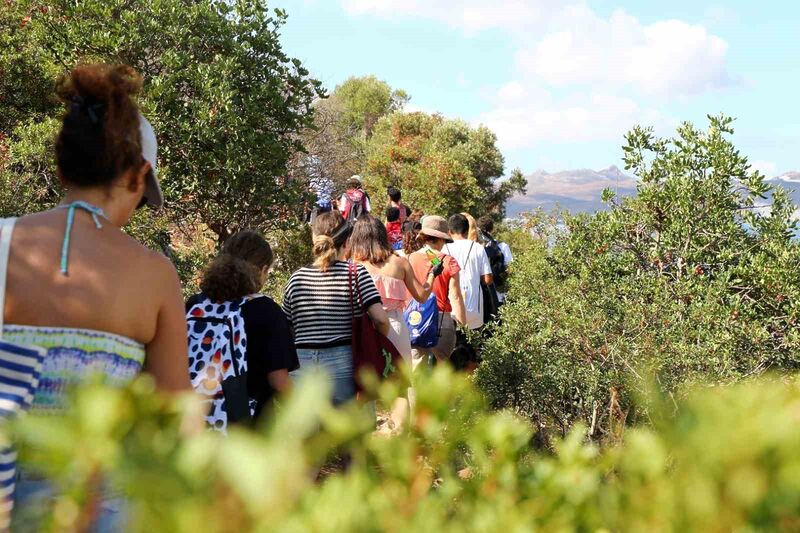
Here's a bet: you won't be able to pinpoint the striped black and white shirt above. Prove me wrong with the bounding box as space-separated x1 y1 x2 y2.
282 261 382 348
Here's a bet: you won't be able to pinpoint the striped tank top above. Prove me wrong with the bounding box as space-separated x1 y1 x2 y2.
1 326 145 413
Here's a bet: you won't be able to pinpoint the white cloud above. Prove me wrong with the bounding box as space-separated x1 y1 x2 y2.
343 1 735 98
342 1 736 154
477 89 669 150
751 160 777 177
515 7 733 96
340 0 554 33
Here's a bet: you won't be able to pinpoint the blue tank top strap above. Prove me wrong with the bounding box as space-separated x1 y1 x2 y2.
57 201 109 275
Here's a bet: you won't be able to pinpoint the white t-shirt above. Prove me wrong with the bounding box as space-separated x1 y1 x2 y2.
499 242 513 266
496 241 513 302
444 239 492 330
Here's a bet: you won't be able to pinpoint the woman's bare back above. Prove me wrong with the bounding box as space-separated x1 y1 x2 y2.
5 209 175 345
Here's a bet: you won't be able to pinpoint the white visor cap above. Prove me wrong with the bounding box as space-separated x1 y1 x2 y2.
139 114 163 208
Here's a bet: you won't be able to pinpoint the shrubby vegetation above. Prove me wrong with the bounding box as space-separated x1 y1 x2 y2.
1 1 521 289
290 75 526 220
287 75 409 198
1 0 329 294
12 367 800 531
477 115 800 444
363 112 526 218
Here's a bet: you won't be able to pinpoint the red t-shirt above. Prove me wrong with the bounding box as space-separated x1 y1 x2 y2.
391 201 410 226
385 220 402 248
408 249 460 313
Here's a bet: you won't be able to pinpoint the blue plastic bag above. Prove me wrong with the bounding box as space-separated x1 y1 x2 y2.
404 294 440 348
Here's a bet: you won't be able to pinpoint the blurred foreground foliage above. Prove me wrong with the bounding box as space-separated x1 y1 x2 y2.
10 368 800 531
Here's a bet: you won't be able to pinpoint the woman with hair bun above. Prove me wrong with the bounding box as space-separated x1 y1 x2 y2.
185 230 298 430
282 211 390 405
2 64 190 528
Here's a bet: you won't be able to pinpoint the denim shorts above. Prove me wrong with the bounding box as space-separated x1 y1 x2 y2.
291 345 356 405
13 471 127 532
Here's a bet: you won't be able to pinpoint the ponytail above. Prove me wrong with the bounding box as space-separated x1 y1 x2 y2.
311 211 352 271
313 234 338 272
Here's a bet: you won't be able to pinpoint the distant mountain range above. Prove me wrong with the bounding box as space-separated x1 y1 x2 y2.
506 166 638 216
774 171 800 184
506 167 800 218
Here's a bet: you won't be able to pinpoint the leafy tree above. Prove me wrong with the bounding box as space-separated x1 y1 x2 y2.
476 115 800 442
363 111 525 217
288 75 408 202
0 0 323 242
334 75 409 138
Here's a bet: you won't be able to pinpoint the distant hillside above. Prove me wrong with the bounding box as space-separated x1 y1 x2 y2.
774 171 800 183
506 166 637 216
766 172 800 221
507 167 800 218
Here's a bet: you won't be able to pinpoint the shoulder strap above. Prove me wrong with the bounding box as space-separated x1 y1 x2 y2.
348 261 362 316
466 241 475 263
0 219 16 337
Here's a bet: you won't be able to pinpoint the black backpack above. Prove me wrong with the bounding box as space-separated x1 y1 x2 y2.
483 234 508 292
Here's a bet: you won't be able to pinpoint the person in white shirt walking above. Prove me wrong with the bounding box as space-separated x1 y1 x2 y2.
444 214 493 330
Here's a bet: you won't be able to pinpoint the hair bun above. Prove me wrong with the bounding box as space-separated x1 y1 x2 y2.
55 63 145 189
56 64 142 104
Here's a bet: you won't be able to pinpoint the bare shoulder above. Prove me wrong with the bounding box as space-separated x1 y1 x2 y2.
390 254 410 267
144 247 180 285
390 254 412 274
119 235 181 290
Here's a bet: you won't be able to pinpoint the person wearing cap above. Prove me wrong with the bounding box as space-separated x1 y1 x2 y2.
2 64 190 529
338 175 371 221
407 216 466 368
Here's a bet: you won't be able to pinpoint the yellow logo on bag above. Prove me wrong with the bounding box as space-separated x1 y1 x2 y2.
408 310 422 326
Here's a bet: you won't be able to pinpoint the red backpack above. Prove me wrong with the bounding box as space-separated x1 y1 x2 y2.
342 189 368 221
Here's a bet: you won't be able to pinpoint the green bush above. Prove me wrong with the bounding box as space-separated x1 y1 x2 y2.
476 116 800 444
10 367 800 531
263 223 312 303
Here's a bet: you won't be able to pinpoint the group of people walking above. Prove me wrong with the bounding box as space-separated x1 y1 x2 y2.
0 63 512 529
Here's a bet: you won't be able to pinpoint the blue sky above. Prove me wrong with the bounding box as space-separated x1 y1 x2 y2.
276 0 799 178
